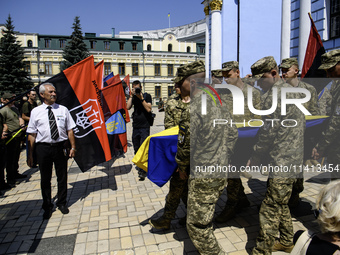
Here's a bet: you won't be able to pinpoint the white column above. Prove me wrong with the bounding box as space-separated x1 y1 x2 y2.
205 12 210 80
298 1 311 68
281 0 291 61
211 9 222 71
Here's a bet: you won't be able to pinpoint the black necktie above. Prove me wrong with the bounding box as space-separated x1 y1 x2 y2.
47 106 59 140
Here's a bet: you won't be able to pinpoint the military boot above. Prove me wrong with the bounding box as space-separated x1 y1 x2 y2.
215 206 236 223
272 240 294 253
288 193 300 208
149 216 171 230
236 197 250 212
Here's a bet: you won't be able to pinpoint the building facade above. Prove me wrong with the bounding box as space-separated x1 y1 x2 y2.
0 20 205 105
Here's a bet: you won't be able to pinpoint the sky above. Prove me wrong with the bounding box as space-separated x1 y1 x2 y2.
0 0 205 36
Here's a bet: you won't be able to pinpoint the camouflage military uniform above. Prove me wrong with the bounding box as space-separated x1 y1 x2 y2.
218 83 261 212
318 86 332 116
251 57 305 255
316 80 340 179
162 97 189 220
177 90 238 255
297 81 319 115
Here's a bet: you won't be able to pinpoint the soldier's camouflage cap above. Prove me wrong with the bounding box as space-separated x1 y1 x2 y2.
211 69 223 78
280 58 298 69
222 61 239 71
319 49 340 70
172 60 205 83
2 92 15 99
251 56 277 78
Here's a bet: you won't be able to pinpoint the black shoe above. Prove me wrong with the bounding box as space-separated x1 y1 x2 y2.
58 205 69 214
7 179 17 185
139 176 145 181
15 173 27 179
0 183 12 190
43 209 53 219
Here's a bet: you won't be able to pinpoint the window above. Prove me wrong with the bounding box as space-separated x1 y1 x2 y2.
27 40 33 47
45 39 51 48
155 64 161 76
167 64 174 76
168 44 172 52
147 44 152 51
187 46 191 53
330 0 340 38
60 39 66 48
155 86 161 98
90 41 96 49
199 45 205 54
119 42 124 50
132 63 139 76
132 42 137 51
104 63 111 75
168 86 174 97
23 61 31 73
119 63 125 75
45 62 52 75
104 41 110 50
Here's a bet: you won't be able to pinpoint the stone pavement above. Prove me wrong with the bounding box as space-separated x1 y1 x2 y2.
0 106 332 255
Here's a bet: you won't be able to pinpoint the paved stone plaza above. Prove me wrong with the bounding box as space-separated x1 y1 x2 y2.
0 107 331 254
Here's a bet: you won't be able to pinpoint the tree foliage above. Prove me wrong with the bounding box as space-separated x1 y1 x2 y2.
0 15 33 94
61 16 89 71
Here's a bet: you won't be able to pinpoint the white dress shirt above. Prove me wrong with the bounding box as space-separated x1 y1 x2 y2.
27 103 76 143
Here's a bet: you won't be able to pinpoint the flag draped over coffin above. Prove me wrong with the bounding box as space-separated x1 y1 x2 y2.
132 116 329 187
43 56 111 172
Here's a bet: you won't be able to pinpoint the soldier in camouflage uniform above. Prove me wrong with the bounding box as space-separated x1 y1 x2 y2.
174 61 238 254
280 57 320 208
248 56 305 254
215 61 261 223
318 86 332 116
312 49 340 180
149 78 189 230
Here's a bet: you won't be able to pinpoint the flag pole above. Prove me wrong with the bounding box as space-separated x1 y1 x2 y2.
168 13 170 28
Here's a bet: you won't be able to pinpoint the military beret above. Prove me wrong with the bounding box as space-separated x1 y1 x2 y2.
2 92 15 99
251 56 278 78
211 69 223 78
319 49 340 70
280 58 298 69
222 61 239 71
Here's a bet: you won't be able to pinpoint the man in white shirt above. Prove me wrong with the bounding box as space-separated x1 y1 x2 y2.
27 83 76 219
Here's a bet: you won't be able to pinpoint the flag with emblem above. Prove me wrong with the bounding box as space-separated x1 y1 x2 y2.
42 55 111 171
100 75 130 157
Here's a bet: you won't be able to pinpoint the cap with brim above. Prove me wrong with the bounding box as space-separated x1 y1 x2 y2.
251 56 277 79
2 92 14 99
222 61 239 72
176 60 205 79
172 76 184 83
211 69 223 78
280 58 298 69
319 49 340 70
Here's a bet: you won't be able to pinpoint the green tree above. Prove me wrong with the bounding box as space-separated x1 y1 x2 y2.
61 16 89 71
0 14 32 94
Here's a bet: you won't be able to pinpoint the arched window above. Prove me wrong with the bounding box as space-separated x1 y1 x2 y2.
147 44 152 51
187 46 191 53
168 44 172 52
27 40 33 47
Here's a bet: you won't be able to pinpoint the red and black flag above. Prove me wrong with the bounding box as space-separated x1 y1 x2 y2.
301 13 326 78
100 76 130 157
44 56 111 171
95 60 104 89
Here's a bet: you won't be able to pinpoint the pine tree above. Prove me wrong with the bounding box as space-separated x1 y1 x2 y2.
61 16 89 71
0 15 32 94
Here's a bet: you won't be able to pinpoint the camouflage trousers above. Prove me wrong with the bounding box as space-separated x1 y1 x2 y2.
226 172 247 206
163 171 188 219
187 177 227 255
252 177 295 255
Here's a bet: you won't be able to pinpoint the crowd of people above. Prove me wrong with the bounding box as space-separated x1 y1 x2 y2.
142 51 340 254
0 49 339 254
